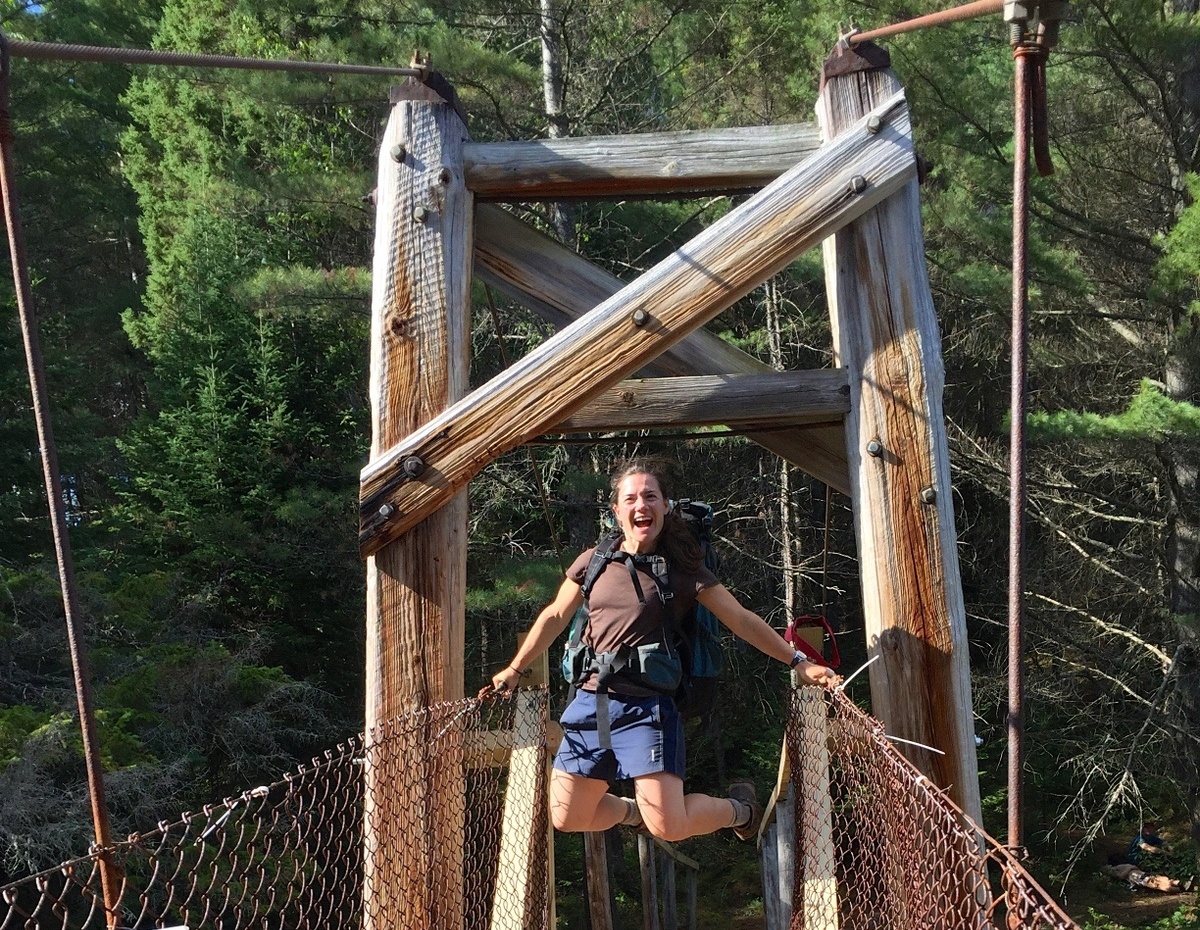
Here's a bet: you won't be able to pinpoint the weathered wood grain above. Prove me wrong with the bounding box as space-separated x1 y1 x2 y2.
474 203 853 491
585 831 614 930
362 81 471 930
361 92 913 552
819 51 982 822
489 689 545 930
465 122 822 199
556 370 849 432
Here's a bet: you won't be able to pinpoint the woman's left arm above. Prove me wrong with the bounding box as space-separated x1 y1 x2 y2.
697 584 839 688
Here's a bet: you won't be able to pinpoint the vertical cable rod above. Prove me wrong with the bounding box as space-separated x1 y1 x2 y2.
1008 41 1043 858
0 32 120 924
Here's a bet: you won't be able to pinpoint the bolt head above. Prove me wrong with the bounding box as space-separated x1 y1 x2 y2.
390 143 406 162
849 175 868 195
379 503 395 519
631 309 649 327
866 439 883 457
866 114 882 134
402 455 427 479
413 206 428 223
920 486 937 505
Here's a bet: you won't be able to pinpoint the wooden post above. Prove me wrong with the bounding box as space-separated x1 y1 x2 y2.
585 831 615 930
775 785 796 930
760 820 781 930
818 46 982 821
639 833 661 930
659 846 677 930
491 687 546 930
363 75 472 930
796 689 838 929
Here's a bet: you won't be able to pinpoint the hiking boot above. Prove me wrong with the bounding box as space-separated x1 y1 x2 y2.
728 780 763 842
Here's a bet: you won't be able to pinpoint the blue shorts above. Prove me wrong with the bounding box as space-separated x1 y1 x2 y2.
553 690 685 783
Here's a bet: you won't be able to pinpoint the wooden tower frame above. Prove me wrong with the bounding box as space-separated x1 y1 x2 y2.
360 48 980 925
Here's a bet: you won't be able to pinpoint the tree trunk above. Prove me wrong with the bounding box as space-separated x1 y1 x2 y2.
540 0 576 245
765 277 799 616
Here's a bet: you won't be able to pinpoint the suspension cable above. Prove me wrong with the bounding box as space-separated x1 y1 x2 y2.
0 31 120 926
848 0 1005 45
8 38 427 78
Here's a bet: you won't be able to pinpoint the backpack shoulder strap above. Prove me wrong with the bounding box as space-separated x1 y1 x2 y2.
580 530 624 601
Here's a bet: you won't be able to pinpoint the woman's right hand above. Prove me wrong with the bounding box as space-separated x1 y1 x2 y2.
477 664 522 699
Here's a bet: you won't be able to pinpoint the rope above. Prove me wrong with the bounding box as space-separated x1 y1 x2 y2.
7 38 426 78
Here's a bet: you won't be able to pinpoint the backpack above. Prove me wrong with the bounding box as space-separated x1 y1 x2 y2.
561 499 724 718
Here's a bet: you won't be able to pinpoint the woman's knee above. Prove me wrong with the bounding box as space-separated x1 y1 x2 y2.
641 813 691 843
551 806 586 832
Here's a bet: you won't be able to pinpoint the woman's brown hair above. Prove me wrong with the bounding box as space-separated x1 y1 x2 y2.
609 458 703 574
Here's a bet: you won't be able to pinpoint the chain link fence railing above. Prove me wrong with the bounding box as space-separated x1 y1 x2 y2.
3 683 1079 930
783 687 1078 929
1 688 549 930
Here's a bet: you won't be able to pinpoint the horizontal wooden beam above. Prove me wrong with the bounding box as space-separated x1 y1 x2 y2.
475 204 852 490
464 122 821 200
360 91 913 553
556 370 849 432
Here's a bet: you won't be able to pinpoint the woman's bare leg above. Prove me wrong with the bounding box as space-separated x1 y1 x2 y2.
550 768 631 832
634 772 736 842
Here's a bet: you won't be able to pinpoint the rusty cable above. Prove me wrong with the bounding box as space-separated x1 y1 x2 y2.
8 38 426 77
0 30 121 924
848 0 1005 45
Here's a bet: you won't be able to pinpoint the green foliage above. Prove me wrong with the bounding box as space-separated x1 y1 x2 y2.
1028 381 1200 442
0 706 52 769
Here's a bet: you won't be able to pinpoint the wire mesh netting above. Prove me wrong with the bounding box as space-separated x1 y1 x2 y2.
785 687 1078 930
2 684 1080 930
0 688 549 930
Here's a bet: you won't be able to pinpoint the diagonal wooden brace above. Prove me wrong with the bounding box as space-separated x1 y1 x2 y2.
474 205 854 491
359 90 916 555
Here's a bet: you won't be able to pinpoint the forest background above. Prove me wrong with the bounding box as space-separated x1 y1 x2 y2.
2 0 1200 926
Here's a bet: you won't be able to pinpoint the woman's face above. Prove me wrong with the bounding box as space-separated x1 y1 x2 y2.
612 472 668 553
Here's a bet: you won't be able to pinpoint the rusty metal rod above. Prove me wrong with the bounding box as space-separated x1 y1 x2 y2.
1008 43 1040 859
0 33 121 924
849 0 1005 45
8 38 425 77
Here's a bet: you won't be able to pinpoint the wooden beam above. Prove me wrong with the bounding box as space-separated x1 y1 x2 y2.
819 47 981 822
554 370 849 432
474 204 852 492
362 77 471 930
464 122 821 200
360 96 912 552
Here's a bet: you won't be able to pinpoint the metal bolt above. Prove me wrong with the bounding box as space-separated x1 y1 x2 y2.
866 439 883 458
849 175 868 195
402 455 427 479
413 205 428 223
379 503 395 519
390 143 406 162
631 308 650 327
866 114 882 135
920 486 937 505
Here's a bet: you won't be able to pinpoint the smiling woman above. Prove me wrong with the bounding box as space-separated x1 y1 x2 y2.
480 458 841 844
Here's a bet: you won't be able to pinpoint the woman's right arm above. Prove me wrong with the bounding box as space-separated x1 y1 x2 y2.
480 577 584 696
